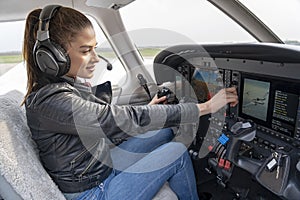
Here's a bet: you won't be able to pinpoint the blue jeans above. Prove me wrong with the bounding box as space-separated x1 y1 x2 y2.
64 128 199 200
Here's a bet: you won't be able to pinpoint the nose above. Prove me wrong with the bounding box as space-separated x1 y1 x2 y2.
91 49 100 63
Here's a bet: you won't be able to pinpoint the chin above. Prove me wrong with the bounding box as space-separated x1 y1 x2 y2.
78 72 94 79
85 73 94 79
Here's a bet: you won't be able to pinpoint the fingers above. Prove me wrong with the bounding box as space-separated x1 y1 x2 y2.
225 86 237 93
156 96 167 103
148 95 167 105
225 87 239 106
224 87 238 98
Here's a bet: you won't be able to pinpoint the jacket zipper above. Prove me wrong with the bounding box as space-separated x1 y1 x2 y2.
78 141 104 181
70 142 99 170
78 155 98 182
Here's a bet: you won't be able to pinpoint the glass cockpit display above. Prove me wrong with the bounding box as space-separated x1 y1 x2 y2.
240 74 300 139
242 78 270 121
271 90 299 136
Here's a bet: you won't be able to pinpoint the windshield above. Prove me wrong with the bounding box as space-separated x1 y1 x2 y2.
240 0 300 45
121 0 255 47
121 0 300 49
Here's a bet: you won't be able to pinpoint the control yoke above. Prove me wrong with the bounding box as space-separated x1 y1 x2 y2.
226 120 257 163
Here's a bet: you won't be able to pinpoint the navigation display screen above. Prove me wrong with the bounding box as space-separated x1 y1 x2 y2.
239 73 300 138
242 78 270 121
271 90 299 136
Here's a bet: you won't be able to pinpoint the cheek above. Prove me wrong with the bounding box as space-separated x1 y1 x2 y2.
69 55 87 72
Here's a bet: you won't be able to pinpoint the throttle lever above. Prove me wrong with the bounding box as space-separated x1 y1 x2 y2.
226 120 257 163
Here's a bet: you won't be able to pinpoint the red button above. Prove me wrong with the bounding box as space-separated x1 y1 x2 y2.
218 158 225 168
224 160 231 170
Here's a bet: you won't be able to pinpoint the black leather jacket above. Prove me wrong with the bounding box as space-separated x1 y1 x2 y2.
25 77 199 193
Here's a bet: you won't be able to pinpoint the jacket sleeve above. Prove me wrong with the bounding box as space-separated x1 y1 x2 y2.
26 85 199 141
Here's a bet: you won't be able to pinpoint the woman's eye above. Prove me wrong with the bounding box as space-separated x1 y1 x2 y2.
81 46 97 54
82 49 91 54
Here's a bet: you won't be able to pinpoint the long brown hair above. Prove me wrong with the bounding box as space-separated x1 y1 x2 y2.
22 6 93 104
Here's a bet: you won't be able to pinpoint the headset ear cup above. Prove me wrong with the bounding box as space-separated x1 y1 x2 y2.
52 42 71 77
34 40 70 77
35 44 59 76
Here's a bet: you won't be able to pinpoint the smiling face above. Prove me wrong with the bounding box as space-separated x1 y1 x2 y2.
66 27 100 79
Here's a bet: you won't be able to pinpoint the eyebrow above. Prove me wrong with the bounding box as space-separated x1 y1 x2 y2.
79 43 98 49
79 45 93 49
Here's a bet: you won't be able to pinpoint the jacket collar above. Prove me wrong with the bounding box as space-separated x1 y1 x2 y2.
61 75 76 85
61 76 112 104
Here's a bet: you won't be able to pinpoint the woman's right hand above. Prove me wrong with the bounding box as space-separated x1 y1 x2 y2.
197 87 238 116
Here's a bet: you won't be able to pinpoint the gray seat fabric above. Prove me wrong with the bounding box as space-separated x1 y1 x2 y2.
0 173 22 200
0 90 177 200
0 90 66 200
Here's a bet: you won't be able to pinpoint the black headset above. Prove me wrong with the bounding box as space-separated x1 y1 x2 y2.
33 5 70 77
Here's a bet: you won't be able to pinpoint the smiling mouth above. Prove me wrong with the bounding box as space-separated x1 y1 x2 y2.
86 65 95 71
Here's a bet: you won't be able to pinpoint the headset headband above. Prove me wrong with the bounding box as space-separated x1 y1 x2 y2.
37 5 61 41
34 5 70 77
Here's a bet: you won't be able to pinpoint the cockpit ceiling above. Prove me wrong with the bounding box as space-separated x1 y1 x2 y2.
85 0 136 9
0 0 136 22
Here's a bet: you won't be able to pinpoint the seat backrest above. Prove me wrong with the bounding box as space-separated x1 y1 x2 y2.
0 90 65 200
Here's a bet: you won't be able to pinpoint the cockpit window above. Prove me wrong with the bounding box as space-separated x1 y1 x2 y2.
86 16 125 86
120 0 255 62
0 21 23 78
239 0 300 45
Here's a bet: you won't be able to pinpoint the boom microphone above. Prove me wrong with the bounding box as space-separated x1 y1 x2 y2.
97 54 113 70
